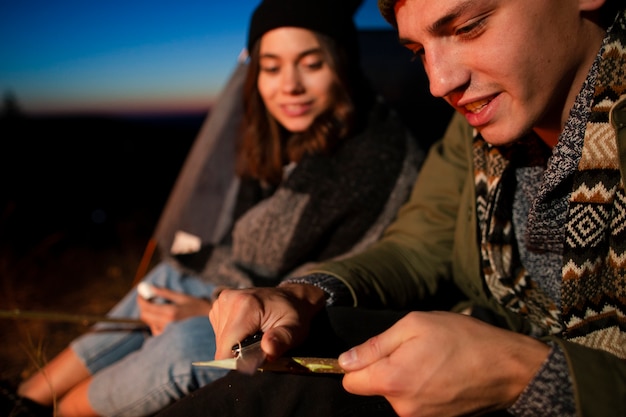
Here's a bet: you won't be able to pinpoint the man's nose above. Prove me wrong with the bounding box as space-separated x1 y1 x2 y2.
424 47 469 99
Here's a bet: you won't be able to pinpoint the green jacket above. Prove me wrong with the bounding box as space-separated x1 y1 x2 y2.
310 98 626 415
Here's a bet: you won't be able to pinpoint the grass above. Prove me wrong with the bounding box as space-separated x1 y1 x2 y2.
0 111 199 394
0 218 157 386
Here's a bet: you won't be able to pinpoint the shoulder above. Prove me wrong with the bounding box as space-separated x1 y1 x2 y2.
337 98 415 160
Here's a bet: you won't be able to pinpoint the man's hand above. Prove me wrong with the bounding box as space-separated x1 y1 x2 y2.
338 311 550 417
137 287 212 336
209 283 326 360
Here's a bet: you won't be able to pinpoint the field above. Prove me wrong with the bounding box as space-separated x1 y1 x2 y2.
0 112 203 384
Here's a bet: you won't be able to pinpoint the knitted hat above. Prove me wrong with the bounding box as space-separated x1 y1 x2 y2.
378 0 398 28
247 0 364 57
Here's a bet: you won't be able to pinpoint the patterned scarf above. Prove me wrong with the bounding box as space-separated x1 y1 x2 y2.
474 9 626 358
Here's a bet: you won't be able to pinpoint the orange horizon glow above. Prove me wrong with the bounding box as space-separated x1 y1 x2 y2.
17 95 217 117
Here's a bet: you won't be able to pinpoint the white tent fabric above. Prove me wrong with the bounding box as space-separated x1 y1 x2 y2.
152 58 248 257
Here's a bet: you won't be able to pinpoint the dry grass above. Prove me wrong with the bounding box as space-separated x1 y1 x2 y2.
0 112 200 388
0 220 158 385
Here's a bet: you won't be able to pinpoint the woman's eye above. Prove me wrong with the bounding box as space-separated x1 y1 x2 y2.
260 66 279 74
303 60 323 71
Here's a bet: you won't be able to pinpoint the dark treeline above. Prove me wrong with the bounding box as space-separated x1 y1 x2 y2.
0 112 205 253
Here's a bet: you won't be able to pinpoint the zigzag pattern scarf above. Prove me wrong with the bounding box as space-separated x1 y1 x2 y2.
561 11 626 358
474 10 626 358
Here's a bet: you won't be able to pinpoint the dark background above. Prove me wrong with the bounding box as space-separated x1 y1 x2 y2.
0 108 205 383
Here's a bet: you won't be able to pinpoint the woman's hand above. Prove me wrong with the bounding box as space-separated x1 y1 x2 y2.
339 311 550 417
137 286 212 336
209 283 326 360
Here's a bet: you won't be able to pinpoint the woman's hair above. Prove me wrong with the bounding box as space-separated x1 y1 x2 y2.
235 31 361 186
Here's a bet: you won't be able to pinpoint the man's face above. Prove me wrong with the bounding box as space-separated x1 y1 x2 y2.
394 0 605 146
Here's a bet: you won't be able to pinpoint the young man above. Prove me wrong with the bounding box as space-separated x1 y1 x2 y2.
158 0 626 416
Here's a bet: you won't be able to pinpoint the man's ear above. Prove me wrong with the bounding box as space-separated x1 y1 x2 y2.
579 0 605 12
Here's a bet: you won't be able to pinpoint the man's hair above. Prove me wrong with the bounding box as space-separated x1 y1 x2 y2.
379 0 621 30
378 0 399 28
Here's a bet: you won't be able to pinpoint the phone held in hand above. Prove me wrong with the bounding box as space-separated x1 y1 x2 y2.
137 282 170 304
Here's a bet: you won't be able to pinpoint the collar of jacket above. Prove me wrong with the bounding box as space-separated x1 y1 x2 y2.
611 95 626 185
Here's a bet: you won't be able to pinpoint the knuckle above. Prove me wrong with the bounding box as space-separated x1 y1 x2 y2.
366 335 383 357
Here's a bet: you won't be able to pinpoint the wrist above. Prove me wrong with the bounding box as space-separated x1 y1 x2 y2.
200 296 213 316
283 273 353 306
501 334 551 407
278 282 326 312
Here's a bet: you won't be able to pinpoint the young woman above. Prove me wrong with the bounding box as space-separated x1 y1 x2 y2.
4 0 423 415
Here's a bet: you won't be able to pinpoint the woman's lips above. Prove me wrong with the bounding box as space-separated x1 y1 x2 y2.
280 102 312 117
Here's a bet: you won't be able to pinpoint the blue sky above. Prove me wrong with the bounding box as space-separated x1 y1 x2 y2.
0 0 390 115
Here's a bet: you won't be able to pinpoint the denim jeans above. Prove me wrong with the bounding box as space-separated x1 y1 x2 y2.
70 262 228 417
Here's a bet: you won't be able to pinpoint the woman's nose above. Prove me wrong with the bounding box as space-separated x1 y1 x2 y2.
281 67 304 94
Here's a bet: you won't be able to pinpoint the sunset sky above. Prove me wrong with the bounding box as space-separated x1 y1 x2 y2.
1 0 389 115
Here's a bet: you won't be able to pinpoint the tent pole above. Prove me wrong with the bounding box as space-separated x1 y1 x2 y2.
133 238 157 286
0 309 145 326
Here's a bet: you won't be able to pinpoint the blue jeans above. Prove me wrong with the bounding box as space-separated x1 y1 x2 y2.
70 262 228 417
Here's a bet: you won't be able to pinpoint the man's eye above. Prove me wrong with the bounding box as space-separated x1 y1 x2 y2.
455 17 487 39
409 48 424 63
401 43 424 62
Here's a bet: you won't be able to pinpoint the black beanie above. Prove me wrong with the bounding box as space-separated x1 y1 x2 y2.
246 0 364 58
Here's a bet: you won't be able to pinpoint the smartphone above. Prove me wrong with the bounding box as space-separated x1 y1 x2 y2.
137 282 170 304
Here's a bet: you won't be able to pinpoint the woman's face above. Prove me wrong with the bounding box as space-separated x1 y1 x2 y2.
257 27 335 132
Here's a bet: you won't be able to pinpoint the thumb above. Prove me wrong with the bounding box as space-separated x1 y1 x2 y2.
150 286 184 303
338 320 408 372
338 338 383 372
261 326 298 360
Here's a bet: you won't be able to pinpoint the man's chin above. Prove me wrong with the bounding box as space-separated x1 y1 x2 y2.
477 125 526 147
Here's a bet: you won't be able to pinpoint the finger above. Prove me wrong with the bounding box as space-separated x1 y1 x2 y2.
139 296 177 328
150 324 160 336
342 356 395 396
138 294 163 314
209 290 262 359
149 286 182 303
338 313 413 372
342 332 420 398
137 295 157 318
138 302 160 326
262 326 297 360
